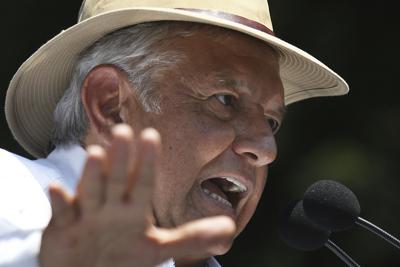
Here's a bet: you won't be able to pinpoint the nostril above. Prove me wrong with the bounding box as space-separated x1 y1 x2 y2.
232 135 277 166
243 152 258 161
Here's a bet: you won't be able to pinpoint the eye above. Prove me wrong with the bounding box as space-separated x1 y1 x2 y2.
266 117 280 134
216 94 236 107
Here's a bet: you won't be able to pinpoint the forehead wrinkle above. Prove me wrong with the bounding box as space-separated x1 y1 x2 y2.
213 72 251 94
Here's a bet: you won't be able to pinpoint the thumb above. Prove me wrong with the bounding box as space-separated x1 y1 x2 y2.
153 216 236 262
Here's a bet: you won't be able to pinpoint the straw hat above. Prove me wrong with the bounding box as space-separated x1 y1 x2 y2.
5 0 349 158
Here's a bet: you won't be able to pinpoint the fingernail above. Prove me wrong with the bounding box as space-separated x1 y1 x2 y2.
87 145 105 157
112 124 134 138
141 128 161 142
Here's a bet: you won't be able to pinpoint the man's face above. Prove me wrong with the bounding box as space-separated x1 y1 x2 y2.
125 27 285 245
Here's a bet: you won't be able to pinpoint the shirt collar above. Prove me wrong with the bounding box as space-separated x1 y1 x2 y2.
160 257 221 267
206 257 221 267
46 144 87 192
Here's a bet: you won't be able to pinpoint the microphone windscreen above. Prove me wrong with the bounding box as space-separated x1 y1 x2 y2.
279 200 331 251
303 180 361 231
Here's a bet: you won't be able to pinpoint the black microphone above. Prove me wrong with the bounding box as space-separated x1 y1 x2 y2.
279 200 360 267
303 180 400 250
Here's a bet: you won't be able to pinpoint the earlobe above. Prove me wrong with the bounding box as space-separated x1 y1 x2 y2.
81 65 131 137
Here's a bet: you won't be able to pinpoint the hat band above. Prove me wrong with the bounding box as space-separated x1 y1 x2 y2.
176 8 275 36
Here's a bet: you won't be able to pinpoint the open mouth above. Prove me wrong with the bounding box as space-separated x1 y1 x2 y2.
201 176 248 209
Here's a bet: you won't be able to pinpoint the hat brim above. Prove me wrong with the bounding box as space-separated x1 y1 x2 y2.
5 7 349 158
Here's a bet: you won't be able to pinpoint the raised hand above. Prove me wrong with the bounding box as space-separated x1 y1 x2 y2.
39 125 235 267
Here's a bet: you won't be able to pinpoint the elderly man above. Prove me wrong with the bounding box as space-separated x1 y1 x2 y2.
0 0 348 266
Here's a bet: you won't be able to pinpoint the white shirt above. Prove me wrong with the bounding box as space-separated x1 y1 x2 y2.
0 146 220 267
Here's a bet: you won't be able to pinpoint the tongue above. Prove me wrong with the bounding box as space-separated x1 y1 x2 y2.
202 179 229 201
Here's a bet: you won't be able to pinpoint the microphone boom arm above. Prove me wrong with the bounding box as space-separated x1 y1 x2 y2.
356 217 400 250
325 239 360 267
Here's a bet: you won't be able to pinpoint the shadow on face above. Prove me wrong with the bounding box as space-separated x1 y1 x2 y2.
82 22 285 258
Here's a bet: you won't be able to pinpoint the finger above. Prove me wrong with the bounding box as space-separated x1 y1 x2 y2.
130 128 160 218
105 124 134 204
77 145 106 214
154 216 236 261
48 184 76 228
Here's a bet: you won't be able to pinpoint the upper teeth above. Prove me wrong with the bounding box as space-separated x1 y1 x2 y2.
220 176 247 193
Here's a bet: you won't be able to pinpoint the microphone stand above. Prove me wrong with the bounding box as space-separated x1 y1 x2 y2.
356 217 400 250
324 239 360 267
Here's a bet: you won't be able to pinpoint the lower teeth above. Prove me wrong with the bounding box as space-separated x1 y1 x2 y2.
203 188 232 208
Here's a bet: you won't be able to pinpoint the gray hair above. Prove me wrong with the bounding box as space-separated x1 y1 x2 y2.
51 21 209 147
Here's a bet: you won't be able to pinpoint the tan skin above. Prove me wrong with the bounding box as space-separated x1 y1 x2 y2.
39 26 285 267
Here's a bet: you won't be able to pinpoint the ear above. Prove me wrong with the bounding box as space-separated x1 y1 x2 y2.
81 65 134 137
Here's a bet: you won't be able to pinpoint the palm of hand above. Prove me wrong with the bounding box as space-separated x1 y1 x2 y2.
39 125 235 267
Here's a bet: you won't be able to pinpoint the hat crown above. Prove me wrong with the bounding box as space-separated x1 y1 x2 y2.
80 0 273 30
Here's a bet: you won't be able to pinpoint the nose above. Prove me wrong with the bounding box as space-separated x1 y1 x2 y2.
232 115 277 167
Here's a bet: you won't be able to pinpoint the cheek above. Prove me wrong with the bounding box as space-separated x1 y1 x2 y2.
151 108 236 212
159 108 235 176
251 168 268 209
236 168 268 234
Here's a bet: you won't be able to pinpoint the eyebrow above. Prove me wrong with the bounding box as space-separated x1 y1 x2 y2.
212 71 246 87
213 72 287 117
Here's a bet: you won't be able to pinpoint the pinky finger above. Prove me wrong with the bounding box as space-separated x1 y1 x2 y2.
48 184 76 228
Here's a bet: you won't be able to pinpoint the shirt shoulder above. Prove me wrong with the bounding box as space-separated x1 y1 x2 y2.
0 149 54 234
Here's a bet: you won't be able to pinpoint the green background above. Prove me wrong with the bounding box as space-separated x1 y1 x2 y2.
1 0 399 266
